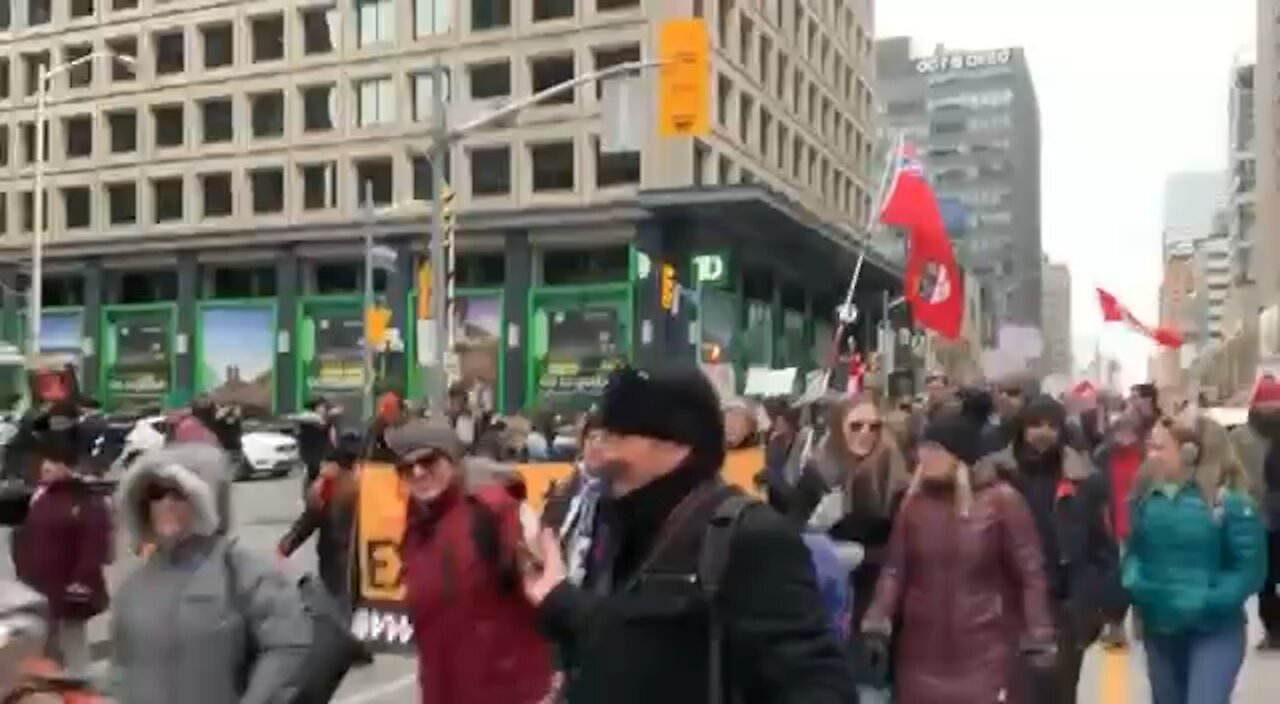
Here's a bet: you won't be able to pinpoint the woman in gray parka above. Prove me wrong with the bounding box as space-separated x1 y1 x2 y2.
110 443 312 704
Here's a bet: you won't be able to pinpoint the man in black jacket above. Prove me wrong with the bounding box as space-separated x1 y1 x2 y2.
522 367 855 704
991 394 1125 704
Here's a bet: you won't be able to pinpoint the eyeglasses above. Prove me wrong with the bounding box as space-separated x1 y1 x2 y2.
395 451 447 476
144 481 185 503
846 421 882 433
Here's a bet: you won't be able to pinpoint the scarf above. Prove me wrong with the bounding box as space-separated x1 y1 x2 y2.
558 464 604 586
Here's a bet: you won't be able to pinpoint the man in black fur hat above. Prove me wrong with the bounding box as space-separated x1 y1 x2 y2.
522 366 855 704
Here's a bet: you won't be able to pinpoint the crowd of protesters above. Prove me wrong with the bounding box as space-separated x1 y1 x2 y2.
0 363 1275 703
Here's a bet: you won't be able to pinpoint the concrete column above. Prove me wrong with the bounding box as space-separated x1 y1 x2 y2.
80 259 103 397
770 275 783 368
275 247 299 413
174 253 198 399
0 264 17 344
501 229 531 413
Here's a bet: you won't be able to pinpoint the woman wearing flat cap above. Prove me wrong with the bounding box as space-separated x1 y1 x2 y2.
521 366 855 704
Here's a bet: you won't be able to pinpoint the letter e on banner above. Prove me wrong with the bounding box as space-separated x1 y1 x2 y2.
657 18 709 137
357 463 408 601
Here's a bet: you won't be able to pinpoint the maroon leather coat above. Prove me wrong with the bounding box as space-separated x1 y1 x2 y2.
863 468 1055 704
13 477 111 621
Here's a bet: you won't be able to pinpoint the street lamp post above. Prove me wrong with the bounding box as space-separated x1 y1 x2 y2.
420 58 667 411
30 51 137 358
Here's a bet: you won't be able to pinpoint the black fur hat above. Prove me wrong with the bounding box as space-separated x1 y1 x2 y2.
599 366 726 473
922 387 992 466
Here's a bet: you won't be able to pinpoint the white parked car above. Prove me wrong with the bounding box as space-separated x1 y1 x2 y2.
111 416 302 481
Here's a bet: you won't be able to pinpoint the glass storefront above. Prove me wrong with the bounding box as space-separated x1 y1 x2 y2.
100 305 176 412
196 303 277 418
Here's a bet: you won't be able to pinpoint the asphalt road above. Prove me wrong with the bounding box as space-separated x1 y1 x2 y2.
2 473 1277 702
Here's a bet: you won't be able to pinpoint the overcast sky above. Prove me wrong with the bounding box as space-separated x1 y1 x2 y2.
876 0 1254 385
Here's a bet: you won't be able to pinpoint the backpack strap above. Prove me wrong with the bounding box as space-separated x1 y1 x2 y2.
697 490 753 704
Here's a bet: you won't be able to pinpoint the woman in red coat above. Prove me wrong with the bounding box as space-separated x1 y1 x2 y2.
388 420 552 704
861 398 1056 704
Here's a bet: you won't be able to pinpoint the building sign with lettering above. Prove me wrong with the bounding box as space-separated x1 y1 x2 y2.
915 49 1013 74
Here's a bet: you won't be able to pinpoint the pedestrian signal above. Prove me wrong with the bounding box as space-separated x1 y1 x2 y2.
659 263 677 312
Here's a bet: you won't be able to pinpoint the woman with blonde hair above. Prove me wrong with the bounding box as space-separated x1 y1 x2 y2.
861 392 1056 704
1124 411 1266 704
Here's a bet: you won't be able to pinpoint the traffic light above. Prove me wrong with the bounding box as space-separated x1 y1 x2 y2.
659 262 676 312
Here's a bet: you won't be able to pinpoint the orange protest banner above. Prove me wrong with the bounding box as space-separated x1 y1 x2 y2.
355 462 408 602
657 18 710 138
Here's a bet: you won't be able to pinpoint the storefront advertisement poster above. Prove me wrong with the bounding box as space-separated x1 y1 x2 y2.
105 311 172 408
536 305 625 397
454 296 501 388
199 307 275 416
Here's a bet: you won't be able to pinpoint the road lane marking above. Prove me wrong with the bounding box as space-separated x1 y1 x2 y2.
334 673 417 704
1100 647 1129 704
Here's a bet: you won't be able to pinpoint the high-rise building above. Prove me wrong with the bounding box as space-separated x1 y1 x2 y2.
0 0 890 412
874 37 1043 327
1039 257 1072 377
1161 171 1228 256
1256 0 1280 302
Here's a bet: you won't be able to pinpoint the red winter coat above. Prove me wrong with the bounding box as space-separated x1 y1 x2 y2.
14 478 111 621
402 482 552 704
862 466 1055 704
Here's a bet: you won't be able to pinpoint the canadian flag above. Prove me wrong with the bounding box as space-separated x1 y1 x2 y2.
1096 287 1183 348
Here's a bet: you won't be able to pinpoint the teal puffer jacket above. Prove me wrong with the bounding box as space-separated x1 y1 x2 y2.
1122 483 1266 635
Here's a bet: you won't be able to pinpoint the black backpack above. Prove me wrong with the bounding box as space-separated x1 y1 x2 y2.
223 539 369 704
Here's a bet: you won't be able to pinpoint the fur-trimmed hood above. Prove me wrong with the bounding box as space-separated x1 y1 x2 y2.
115 443 233 545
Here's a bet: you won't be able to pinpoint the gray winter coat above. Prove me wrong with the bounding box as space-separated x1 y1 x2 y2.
110 444 312 704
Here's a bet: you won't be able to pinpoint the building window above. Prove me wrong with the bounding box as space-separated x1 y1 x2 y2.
18 190 47 233
249 167 285 214
531 141 574 192
412 70 451 122
595 137 640 187
70 0 93 18
106 37 138 81
592 44 640 98
533 0 573 22
200 98 234 144
152 104 185 148
716 74 731 127
152 177 184 223
19 122 45 164
470 145 510 196
414 0 450 36
154 29 185 75
250 91 285 138
411 153 452 201
201 22 234 68
63 115 93 158
200 172 232 217
250 14 285 63
0 59 9 99
0 128 7 167
356 0 394 47
111 0 137 9
22 51 49 97
471 0 510 31
105 181 136 225
355 77 394 127
63 44 93 88
27 0 50 26
301 8 337 55
354 157 393 206
596 0 638 10
530 53 575 106
468 61 510 99
0 1 7 29
301 84 336 131
62 186 91 229
107 110 137 153
300 161 338 210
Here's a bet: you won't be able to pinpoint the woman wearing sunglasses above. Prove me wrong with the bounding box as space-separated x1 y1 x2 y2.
109 444 310 704
1125 412 1266 703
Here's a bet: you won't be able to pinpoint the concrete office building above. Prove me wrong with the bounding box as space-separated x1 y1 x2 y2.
874 36 1043 327
1039 257 1071 377
0 0 893 412
1161 171 1227 257
1258 0 1280 304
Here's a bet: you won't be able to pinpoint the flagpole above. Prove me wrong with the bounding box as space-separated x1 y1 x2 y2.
796 131 903 464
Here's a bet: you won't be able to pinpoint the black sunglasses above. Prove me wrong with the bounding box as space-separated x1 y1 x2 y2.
846 421 883 433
